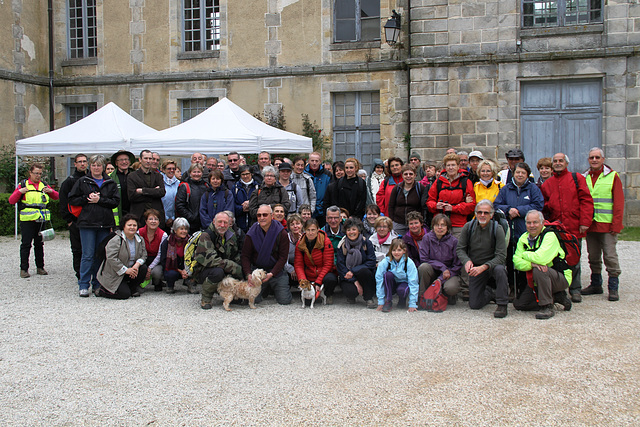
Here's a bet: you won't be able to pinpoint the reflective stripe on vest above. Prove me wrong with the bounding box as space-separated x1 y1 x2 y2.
19 181 50 222
586 170 616 223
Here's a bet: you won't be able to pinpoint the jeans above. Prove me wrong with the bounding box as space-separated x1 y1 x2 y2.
78 228 111 291
69 222 82 279
20 221 44 271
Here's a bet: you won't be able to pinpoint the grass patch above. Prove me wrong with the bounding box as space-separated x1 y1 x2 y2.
619 227 640 241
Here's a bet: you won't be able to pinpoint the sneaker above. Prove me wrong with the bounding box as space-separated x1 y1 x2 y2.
165 287 176 294
20 270 30 278
382 301 392 312
79 289 90 298
396 297 406 309
93 288 101 297
608 290 619 301
448 294 457 306
346 297 356 304
570 292 582 303
535 304 555 320
581 285 603 295
326 295 333 305
553 291 572 311
494 305 508 318
366 299 377 309
154 283 163 292
201 301 213 310
36 268 48 275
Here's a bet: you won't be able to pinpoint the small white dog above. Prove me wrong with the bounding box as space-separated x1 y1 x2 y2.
298 279 326 308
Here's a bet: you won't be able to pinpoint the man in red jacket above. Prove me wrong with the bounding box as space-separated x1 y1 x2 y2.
580 148 624 301
541 152 594 303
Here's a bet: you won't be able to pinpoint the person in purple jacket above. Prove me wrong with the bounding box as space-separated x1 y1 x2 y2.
200 169 234 228
402 211 428 268
417 213 462 302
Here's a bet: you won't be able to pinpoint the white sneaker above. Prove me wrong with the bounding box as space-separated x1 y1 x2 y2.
79 289 90 298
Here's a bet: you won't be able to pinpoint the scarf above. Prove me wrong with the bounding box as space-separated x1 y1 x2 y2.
410 227 426 247
377 232 391 246
344 237 364 271
166 232 188 271
480 177 494 187
246 220 285 269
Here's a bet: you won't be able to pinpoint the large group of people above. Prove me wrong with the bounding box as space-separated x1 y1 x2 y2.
10 146 624 319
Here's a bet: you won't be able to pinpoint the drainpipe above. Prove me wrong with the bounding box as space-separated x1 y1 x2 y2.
48 0 55 181
406 0 412 160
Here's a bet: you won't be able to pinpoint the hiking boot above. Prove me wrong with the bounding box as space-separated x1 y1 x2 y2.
382 301 392 312
154 283 163 292
448 294 457 306
396 297 406 309
325 295 333 305
166 287 176 294
79 289 90 298
580 285 603 295
37 268 48 275
570 292 582 303
535 304 555 320
553 291 572 311
201 301 213 310
608 289 619 301
494 305 508 318
366 299 377 309
608 277 619 301
346 297 356 304
186 279 199 294
20 270 30 278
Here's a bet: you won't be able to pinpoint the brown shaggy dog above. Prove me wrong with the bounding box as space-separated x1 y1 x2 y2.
218 269 267 311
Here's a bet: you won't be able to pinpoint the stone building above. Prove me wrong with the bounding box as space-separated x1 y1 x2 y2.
1 0 638 223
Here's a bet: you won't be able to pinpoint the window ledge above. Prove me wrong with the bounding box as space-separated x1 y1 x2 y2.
330 41 381 51
61 57 98 67
177 50 221 60
520 24 603 38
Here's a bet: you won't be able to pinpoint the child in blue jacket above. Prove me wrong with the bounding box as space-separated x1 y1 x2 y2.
375 239 419 312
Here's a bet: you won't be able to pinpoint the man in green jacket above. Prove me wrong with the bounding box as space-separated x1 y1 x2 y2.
513 210 572 320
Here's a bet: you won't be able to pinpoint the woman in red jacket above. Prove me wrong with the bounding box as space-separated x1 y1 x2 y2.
426 153 476 237
294 218 338 304
376 157 404 216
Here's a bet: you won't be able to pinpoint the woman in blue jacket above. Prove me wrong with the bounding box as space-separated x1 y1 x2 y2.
375 239 419 312
199 169 234 228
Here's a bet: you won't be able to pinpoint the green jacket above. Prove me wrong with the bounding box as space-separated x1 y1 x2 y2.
513 227 572 284
193 223 243 279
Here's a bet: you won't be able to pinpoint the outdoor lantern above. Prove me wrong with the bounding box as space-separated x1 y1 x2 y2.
384 10 401 46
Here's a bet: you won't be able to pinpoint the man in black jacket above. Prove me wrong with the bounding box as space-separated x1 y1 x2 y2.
59 154 88 278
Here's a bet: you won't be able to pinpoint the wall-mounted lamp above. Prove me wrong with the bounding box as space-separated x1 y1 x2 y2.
384 10 401 46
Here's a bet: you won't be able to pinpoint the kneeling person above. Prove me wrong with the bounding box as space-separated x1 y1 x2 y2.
513 210 572 319
194 211 243 309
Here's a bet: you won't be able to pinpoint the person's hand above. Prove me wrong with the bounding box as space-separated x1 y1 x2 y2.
43 187 53 194
242 201 249 211
67 222 73 227
469 264 489 277
145 270 151 280
465 260 474 274
408 307 417 313
376 305 383 311
354 280 363 296
436 201 445 210
136 188 143 194
442 270 451 280
87 192 100 204
579 225 589 234
509 208 519 219
125 267 138 278
344 271 353 280
290 271 298 281
263 272 274 283
314 284 321 293
465 194 473 203
19 186 28 194
179 269 189 279
532 263 548 272
444 204 452 212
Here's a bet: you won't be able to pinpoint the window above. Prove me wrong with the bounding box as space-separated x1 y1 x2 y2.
522 0 602 27
334 0 380 43
183 0 220 52
181 98 217 122
68 0 97 59
66 103 97 125
333 92 380 170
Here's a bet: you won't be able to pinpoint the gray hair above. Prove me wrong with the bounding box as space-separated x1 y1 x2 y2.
172 217 190 233
326 205 341 215
214 211 231 223
457 150 469 157
358 169 368 178
261 165 277 177
89 154 106 167
564 154 570 163
475 199 495 216
589 147 605 158
257 204 273 213
525 210 544 223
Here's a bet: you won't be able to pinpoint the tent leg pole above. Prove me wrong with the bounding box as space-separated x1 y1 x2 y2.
15 155 18 240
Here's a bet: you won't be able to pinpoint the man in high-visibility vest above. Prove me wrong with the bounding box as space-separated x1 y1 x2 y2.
580 147 624 302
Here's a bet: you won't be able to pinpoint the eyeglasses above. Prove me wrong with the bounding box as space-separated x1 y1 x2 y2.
256 213 271 218
476 211 491 216
589 156 602 160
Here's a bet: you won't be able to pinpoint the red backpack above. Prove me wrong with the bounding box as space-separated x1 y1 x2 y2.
540 221 581 268
418 279 448 312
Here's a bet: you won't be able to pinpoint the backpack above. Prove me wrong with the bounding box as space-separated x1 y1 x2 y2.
178 181 191 203
95 231 119 274
183 230 204 276
467 210 511 248
418 279 448 312
539 221 581 269
435 175 469 200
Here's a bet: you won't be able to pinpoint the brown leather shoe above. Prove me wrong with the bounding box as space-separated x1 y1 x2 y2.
20 270 30 278
37 268 48 275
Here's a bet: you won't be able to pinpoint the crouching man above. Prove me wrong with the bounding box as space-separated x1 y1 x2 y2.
513 210 572 319
194 211 243 310
456 199 509 318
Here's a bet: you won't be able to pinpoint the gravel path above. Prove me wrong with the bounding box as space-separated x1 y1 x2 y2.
1 234 639 426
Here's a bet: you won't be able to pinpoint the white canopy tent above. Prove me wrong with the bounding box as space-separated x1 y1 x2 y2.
129 97 313 155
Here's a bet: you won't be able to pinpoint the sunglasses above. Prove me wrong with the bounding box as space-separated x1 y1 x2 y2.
256 213 271 218
477 211 492 216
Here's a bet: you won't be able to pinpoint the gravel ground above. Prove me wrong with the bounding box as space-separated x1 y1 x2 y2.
1 233 639 426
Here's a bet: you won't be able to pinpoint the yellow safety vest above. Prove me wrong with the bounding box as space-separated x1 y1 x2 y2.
19 181 50 222
586 170 616 223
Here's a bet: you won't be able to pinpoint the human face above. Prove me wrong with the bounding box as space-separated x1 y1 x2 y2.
446 148 457 155
140 152 153 171
433 220 448 239
389 161 402 176
294 160 305 174
75 156 88 172
333 167 345 179
191 153 204 165
552 154 568 173
507 157 523 171
279 168 292 181
175 168 182 179
105 164 115 175
123 219 138 238
445 160 459 178
273 207 286 222
345 226 360 240
145 214 160 230
392 247 406 262
151 153 160 169
538 165 552 180
326 211 341 230
459 155 469 169
263 172 276 187
426 165 436 178
308 155 321 171
476 206 493 227
190 168 203 181
301 209 311 221
163 163 176 179
90 162 104 179
206 158 218 170
374 164 385 175
256 207 273 228
479 164 493 181
274 159 282 168
469 157 480 172
513 167 528 186
29 167 43 183
240 170 252 183
116 154 130 172
258 153 271 168
175 226 189 239
289 220 302 236
376 221 390 237
214 214 230 235
408 219 422 235
526 215 543 238
305 224 318 240
344 162 357 178
588 150 605 171
366 210 379 225
410 157 421 168
209 176 222 189
217 162 225 171
402 170 415 185
340 212 348 221
227 154 240 171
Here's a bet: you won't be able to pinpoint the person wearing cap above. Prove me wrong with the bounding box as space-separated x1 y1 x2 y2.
409 152 425 181
110 150 136 225
498 149 531 185
277 162 305 215
468 150 484 184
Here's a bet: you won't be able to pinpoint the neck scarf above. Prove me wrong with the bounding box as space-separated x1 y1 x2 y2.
166 232 188 271
410 227 425 242
246 220 285 268
480 177 493 187
377 232 391 246
344 236 364 271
